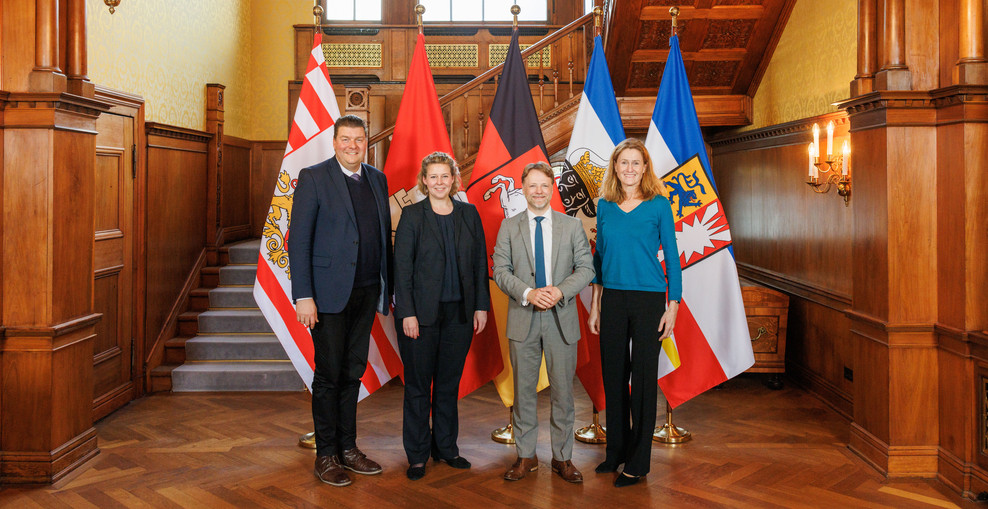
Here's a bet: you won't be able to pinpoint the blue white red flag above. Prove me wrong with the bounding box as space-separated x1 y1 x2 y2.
645 34 755 408
559 35 631 411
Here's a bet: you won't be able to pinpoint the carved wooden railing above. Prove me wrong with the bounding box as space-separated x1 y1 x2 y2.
366 10 601 179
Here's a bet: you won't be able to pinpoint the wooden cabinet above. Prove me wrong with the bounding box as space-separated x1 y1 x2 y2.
741 285 789 388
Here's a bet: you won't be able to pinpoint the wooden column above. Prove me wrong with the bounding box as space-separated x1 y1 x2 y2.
841 92 938 477
65 0 93 97
1 0 110 483
954 0 988 85
205 84 225 265
874 0 912 90
29 0 67 92
851 0 877 97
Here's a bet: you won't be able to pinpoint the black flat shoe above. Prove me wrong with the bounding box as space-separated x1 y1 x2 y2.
440 456 471 469
595 461 618 474
614 473 642 487
407 465 425 480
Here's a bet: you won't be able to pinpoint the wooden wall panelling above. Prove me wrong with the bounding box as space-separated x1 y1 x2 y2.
221 135 252 243
205 85 224 262
143 123 210 377
905 0 941 91
710 112 853 418
251 141 288 240
935 327 975 497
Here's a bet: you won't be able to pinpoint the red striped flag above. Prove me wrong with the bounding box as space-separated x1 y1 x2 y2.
253 33 403 400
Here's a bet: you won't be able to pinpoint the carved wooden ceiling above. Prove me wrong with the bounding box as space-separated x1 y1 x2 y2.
605 0 796 100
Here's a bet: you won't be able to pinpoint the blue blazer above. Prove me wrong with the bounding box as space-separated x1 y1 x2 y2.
287 156 393 315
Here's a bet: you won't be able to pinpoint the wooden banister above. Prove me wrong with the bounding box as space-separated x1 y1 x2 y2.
367 12 595 147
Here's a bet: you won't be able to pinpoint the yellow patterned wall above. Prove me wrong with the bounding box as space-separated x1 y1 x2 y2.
745 0 857 131
87 0 253 138
250 1 314 141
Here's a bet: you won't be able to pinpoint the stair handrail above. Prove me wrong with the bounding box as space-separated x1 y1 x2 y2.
367 11 597 147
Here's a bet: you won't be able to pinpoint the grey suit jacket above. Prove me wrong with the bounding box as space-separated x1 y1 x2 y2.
492 210 595 344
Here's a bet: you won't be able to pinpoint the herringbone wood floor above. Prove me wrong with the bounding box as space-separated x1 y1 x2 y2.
0 377 977 508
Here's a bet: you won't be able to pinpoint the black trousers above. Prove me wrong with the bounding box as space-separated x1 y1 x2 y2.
599 289 665 477
310 283 379 458
397 301 473 465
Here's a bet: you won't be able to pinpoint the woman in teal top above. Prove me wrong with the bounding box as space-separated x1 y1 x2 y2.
588 138 682 487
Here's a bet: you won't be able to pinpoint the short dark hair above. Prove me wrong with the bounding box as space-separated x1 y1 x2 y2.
521 161 554 183
334 115 367 138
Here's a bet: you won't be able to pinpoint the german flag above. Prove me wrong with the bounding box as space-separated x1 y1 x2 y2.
465 29 563 407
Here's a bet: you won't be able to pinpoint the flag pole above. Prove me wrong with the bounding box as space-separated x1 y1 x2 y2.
575 406 606 444
299 387 317 448
416 3 425 33
491 406 516 444
593 5 603 38
653 400 691 443
312 0 323 27
669 6 680 37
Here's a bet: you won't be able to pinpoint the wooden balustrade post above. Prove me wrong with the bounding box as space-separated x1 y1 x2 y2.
850 0 877 97
568 33 575 98
954 0 988 84
205 84 226 265
553 69 559 108
463 92 470 155
874 0 911 90
539 50 545 115
478 83 485 137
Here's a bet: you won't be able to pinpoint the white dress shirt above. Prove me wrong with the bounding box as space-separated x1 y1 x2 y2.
521 208 552 306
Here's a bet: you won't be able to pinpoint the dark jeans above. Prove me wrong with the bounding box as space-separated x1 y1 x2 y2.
397 301 473 465
310 283 380 458
599 289 665 477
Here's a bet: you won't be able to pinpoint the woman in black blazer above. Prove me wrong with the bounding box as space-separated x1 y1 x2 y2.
393 151 490 481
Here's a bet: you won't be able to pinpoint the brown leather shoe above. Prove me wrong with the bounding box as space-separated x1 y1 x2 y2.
551 459 583 483
503 456 539 481
339 447 382 475
315 455 352 486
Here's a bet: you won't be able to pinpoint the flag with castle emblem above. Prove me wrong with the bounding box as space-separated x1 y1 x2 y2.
253 33 403 400
645 34 755 408
559 35 627 411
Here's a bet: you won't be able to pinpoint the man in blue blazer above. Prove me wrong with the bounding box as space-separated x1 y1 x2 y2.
288 115 393 487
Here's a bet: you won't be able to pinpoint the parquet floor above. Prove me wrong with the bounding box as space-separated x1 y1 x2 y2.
0 376 978 508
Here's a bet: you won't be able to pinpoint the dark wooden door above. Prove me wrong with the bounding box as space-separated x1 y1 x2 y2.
93 112 136 421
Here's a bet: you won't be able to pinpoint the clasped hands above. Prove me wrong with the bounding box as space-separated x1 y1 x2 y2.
402 311 488 339
529 286 563 311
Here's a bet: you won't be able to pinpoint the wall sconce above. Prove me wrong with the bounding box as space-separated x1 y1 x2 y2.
806 120 851 207
104 0 120 14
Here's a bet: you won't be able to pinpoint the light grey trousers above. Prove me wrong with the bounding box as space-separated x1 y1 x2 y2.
509 309 578 461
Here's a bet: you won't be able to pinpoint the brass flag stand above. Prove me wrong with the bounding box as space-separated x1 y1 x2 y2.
653 401 691 443
299 431 317 449
575 407 606 444
491 406 516 444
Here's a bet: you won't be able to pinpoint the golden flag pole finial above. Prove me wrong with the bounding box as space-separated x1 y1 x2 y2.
313 1 324 26
511 4 521 29
593 6 603 37
670 6 680 37
416 4 425 34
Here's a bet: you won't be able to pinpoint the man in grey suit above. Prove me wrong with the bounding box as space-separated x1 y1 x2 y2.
492 162 595 483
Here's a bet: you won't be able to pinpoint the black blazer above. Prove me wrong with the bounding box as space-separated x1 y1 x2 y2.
393 198 490 326
287 156 393 315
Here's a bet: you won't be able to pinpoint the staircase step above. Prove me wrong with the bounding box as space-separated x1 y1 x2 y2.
164 336 193 364
208 287 258 309
178 311 201 336
171 362 304 392
150 365 177 393
201 266 221 288
227 239 262 264
189 288 211 311
198 310 272 334
185 335 289 361
219 265 257 286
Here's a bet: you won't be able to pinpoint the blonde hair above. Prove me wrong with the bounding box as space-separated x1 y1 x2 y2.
600 138 667 203
417 151 461 196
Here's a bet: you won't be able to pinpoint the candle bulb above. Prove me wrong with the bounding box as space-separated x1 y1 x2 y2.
826 121 835 159
842 140 850 176
808 143 814 179
812 123 820 161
